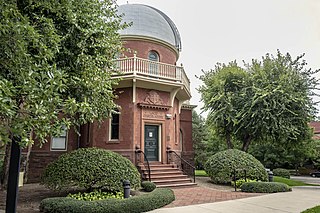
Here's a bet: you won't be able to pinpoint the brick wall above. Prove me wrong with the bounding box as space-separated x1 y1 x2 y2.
122 40 177 65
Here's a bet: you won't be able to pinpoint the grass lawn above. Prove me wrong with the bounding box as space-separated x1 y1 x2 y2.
273 176 318 186
301 205 320 213
195 170 208 177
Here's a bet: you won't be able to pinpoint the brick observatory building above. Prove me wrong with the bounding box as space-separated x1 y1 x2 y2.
27 4 195 186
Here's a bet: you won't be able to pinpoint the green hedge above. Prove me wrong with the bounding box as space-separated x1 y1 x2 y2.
241 182 291 193
41 148 141 192
204 149 268 184
301 205 320 213
40 188 175 213
141 181 156 192
273 168 290 179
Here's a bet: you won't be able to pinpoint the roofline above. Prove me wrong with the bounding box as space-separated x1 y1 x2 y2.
145 5 182 52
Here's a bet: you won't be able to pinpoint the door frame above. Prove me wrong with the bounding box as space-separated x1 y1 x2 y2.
141 120 165 163
144 125 160 161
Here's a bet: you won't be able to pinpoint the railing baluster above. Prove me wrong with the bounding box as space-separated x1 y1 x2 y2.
111 57 190 94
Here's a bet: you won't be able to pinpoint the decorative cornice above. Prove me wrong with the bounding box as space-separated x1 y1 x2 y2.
138 103 170 110
181 104 197 110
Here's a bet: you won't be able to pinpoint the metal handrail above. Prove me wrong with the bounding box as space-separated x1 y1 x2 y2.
135 149 151 181
167 150 195 183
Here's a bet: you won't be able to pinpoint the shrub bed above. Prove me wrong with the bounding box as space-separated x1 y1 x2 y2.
240 182 291 193
67 190 124 201
204 149 268 184
231 179 256 188
273 168 290 179
41 148 141 192
141 181 156 192
40 188 175 213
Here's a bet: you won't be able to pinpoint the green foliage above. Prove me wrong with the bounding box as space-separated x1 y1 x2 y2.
40 188 175 213
198 51 319 152
204 149 268 184
273 168 290 179
193 111 233 169
67 190 124 201
249 135 317 170
41 148 141 192
240 182 291 193
195 170 208 177
0 0 126 147
273 176 315 186
231 179 256 188
198 61 249 150
301 205 320 213
141 181 156 192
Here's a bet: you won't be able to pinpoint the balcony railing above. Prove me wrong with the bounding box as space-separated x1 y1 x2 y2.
113 55 190 95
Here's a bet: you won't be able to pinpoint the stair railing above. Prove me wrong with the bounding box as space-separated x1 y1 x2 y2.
167 149 195 183
135 149 151 181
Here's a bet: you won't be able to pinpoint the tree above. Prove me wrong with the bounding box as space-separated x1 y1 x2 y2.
0 0 126 211
192 110 229 168
198 61 249 149
249 136 317 170
1 0 126 146
192 110 207 168
238 51 319 151
199 51 319 151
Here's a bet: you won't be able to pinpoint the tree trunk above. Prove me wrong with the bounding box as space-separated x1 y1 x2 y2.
2 143 11 189
226 130 233 149
241 134 251 152
23 142 32 183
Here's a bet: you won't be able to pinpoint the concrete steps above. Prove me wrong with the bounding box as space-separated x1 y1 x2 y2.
139 163 197 188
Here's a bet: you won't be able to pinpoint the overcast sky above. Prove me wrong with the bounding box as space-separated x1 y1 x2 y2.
116 0 320 115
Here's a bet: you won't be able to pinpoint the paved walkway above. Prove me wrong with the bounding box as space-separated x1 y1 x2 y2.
166 186 262 207
151 186 320 213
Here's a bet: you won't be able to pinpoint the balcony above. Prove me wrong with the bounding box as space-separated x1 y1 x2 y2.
112 55 191 100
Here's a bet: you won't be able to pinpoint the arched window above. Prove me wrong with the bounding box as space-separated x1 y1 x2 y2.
148 51 159 62
148 51 159 75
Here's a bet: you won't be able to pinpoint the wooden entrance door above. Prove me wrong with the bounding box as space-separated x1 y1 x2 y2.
144 125 159 161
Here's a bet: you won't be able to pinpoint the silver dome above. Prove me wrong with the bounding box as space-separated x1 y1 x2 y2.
118 4 182 51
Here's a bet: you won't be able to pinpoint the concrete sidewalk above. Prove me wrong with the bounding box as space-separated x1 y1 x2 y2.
150 186 320 213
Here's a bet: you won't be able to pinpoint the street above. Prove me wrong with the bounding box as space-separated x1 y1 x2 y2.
291 175 320 185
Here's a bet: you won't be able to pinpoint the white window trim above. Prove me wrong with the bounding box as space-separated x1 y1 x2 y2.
50 129 68 151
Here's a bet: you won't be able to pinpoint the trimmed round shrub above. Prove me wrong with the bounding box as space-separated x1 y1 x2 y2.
241 182 291 193
273 168 290 179
141 181 156 192
41 148 141 192
204 149 268 184
40 188 175 213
